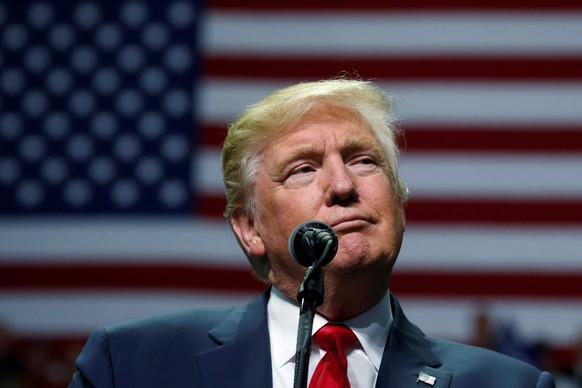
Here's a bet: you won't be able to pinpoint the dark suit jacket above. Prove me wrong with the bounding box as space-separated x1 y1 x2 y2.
70 291 555 387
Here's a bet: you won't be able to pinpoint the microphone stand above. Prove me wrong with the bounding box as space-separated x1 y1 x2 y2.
292 242 332 388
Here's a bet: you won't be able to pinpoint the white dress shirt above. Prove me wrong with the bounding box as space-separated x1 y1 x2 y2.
267 287 393 388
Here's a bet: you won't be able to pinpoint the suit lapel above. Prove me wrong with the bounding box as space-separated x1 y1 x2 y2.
376 294 452 388
193 291 454 387
194 291 273 388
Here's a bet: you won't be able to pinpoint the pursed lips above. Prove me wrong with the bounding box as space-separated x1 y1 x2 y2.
329 215 372 231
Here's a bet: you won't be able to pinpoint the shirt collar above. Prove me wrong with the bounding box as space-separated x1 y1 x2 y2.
343 291 392 370
267 286 392 371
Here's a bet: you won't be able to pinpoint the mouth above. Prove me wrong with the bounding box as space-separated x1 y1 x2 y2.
330 216 371 231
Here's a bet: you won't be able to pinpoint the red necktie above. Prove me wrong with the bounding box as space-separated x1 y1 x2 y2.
309 324 357 388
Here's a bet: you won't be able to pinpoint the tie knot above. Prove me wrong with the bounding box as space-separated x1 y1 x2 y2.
313 324 357 352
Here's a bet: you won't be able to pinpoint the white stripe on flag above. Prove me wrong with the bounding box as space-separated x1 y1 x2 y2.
204 11 582 56
200 80 582 125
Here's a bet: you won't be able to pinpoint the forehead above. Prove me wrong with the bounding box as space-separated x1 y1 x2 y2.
259 102 384 169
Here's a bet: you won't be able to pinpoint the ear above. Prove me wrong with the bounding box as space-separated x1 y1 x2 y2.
230 210 266 257
398 197 407 232
398 181 408 232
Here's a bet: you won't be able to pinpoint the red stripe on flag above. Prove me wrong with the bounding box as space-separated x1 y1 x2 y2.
200 123 228 148
405 199 582 225
0 263 265 293
199 124 582 153
196 195 582 225
1 263 581 298
402 126 582 153
209 0 582 11
197 194 226 218
204 55 582 81
390 270 582 298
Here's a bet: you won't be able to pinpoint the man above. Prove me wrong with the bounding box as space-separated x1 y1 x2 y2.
70 79 555 387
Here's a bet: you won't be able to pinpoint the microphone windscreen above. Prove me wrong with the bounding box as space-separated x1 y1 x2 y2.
289 221 338 267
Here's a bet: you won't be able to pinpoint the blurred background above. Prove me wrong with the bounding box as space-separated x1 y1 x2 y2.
1 0 582 387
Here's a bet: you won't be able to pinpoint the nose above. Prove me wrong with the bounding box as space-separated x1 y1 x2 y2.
322 159 358 206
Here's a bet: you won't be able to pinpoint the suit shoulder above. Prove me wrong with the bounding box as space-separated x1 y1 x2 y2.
100 307 235 351
74 307 237 387
108 307 233 332
74 292 271 387
429 336 535 370
428 336 552 387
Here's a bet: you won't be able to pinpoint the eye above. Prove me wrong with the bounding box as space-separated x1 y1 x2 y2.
349 156 380 174
353 156 378 166
358 157 377 165
284 163 317 187
290 164 315 175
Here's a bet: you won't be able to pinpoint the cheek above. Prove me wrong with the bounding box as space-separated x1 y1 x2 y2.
262 193 313 230
255 204 301 256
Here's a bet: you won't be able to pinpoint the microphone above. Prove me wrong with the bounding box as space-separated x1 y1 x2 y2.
290 221 339 388
289 221 338 268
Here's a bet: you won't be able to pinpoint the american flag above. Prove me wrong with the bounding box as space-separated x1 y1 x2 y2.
1 0 582 371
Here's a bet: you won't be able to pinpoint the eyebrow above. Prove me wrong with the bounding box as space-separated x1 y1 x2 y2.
343 136 385 160
270 135 386 177
271 145 321 178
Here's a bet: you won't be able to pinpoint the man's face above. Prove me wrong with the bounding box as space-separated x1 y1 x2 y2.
238 102 406 291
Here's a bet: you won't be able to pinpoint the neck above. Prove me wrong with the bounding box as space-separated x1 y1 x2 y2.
317 273 389 321
275 270 390 322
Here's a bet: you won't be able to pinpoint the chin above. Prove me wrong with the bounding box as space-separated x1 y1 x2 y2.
331 234 396 272
324 247 372 273
339 232 371 254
